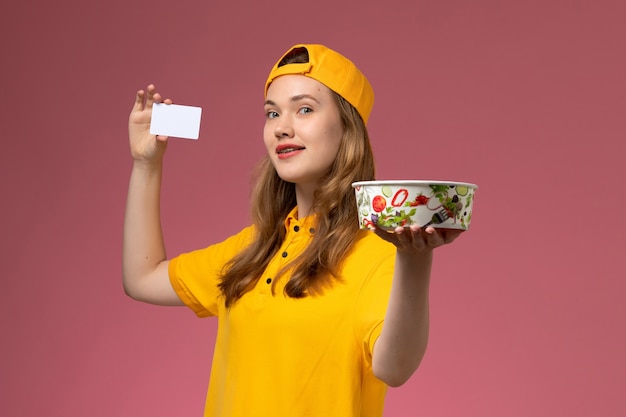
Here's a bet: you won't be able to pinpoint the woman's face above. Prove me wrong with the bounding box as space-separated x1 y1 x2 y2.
263 75 343 189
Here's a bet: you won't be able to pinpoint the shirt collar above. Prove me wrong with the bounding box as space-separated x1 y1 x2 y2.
284 206 317 235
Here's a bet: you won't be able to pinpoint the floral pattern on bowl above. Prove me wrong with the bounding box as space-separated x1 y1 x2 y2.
352 181 478 231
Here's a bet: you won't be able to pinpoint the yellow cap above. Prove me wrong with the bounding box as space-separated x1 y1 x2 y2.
265 44 374 124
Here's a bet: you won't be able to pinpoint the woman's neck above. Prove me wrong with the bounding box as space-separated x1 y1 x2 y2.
294 183 318 219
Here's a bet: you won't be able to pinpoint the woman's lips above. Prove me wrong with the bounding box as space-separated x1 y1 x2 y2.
276 144 305 159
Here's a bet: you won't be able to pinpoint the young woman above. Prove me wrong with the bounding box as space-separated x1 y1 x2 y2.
124 44 463 417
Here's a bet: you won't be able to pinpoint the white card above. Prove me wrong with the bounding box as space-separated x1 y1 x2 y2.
150 103 202 140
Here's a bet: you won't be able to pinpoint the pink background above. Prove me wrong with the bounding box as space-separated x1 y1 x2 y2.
1 0 625 416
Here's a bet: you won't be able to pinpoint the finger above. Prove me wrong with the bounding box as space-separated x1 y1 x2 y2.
409 226 428 250
394 226 413 247
133 89 146 111
146 84 156 109
155 135 169 143
372 226 398 245
424 227 445 247
163 98 173 105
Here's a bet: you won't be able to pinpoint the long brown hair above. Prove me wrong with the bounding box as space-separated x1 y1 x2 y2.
218 49 376 307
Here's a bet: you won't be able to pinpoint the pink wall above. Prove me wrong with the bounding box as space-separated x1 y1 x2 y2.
1 0 625 416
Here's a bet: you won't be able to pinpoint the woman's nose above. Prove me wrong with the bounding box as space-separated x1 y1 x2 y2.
275 121 294 138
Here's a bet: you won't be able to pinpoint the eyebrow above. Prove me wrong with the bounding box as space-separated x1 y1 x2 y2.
264 94 320 106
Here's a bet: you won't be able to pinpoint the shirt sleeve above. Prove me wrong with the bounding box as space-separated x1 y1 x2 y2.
169 226 255 318
352 234 396 365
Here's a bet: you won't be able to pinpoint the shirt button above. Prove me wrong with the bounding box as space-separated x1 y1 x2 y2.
266 278 272 284
282 251 288 258
294 225 300 232
309 227 316 234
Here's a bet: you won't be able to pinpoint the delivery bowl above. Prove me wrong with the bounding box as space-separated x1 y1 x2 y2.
352 180 478 230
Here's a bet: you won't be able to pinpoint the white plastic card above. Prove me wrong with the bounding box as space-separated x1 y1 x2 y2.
150 103 202 140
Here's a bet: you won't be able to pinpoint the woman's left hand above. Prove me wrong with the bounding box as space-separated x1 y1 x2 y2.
372 224 463 254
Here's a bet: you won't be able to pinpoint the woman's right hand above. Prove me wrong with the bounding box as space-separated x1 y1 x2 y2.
128 84 172 162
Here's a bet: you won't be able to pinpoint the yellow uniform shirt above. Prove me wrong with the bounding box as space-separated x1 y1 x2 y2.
169 208 396 417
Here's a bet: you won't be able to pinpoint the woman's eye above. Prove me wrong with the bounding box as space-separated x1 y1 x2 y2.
266 110 279 119
298 107 313 115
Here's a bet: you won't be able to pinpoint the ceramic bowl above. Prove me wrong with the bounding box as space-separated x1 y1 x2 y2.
352 180 478 230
